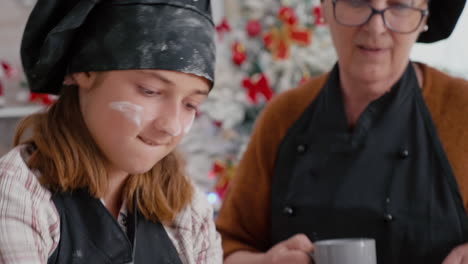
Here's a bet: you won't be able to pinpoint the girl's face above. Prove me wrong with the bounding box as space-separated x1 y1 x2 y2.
76 69 209 175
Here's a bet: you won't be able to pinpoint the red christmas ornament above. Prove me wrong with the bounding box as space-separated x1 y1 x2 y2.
262 33 274 51
212 162 225 174
208 160 235 199
0 61 13 104
232 53 246 66
263 6 312 60
263 25 311 60
278 6 297 25
29 93 55 106
231 42 247 66
212 120 223 128
298 72 311 86
290 29 311 45
242 73 273 104
263 28 290 60
215 18 231 40
1 61 14 78
246 19 262 37
312 6 326 25
215 181 229 199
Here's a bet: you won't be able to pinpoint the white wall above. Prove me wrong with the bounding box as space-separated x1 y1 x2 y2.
211 0 224 24
0 0 31 66
411 6 468 78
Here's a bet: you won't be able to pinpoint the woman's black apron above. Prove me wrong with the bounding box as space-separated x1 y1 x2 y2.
271 63 468 263
47 189 183 264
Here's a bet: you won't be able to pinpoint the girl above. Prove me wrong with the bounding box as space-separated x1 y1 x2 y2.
0 0 221 263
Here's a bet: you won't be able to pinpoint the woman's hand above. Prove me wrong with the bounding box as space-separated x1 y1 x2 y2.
224 233 314 264
224 234 314 264
262 234 314 264
442 243 468 264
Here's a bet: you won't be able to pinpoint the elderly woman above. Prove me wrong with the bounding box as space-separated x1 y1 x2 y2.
216 0 468 263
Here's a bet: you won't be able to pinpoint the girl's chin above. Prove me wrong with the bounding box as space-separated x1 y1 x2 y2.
124 164 156 175
120 154 164 174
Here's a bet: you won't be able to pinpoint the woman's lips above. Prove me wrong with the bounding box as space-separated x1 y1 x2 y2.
358 45 388 53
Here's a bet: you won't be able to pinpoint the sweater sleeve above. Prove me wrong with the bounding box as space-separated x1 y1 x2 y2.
0 151 60 264
215 103 277 257
192 188 223 264
420 63 468 212
215 74 327 259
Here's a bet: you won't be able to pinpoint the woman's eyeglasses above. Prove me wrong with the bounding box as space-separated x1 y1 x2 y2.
332 0 429 33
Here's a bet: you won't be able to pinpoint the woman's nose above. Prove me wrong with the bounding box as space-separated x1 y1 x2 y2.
364 12 388 34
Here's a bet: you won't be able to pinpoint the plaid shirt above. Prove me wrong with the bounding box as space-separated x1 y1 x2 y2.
0 146 222 264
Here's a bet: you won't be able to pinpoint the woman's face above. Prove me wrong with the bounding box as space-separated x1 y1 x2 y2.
321 0 428 83
76 70 209 175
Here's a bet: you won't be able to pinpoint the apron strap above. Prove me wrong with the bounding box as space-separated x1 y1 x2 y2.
414 89 468 243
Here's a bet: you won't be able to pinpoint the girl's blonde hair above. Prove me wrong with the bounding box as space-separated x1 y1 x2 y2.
14 85 193 223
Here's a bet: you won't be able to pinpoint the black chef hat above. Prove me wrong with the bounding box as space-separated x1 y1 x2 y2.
21 0 216 95
418 0 466 43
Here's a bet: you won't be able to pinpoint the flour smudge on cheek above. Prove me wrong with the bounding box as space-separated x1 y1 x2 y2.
109 101 145 128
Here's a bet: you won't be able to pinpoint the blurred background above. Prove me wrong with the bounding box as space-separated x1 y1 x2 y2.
1 0 467 209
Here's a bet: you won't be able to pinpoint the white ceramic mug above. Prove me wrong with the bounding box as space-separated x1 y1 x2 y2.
312 238 377 264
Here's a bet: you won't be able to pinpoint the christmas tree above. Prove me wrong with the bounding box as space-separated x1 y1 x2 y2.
179 0 337 208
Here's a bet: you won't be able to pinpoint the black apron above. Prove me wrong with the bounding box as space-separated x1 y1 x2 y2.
47 189 183 264
271 63 468 264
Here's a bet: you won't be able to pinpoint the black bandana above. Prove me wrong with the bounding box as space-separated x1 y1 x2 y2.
418 0 466 43
21 0 216 94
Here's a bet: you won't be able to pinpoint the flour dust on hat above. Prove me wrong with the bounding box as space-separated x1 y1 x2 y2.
21 0 216 95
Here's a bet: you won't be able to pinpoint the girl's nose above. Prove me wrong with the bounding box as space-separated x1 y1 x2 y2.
152 103 182 137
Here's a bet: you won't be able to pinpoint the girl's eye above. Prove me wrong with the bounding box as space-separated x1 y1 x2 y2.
138 86 160 96
185 103 199 112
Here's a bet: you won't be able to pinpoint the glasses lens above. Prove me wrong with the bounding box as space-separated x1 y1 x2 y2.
334 0 425 33
334 0 372 26
384 7 423 33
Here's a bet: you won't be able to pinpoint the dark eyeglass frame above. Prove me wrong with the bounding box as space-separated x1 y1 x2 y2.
332 0 429 33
